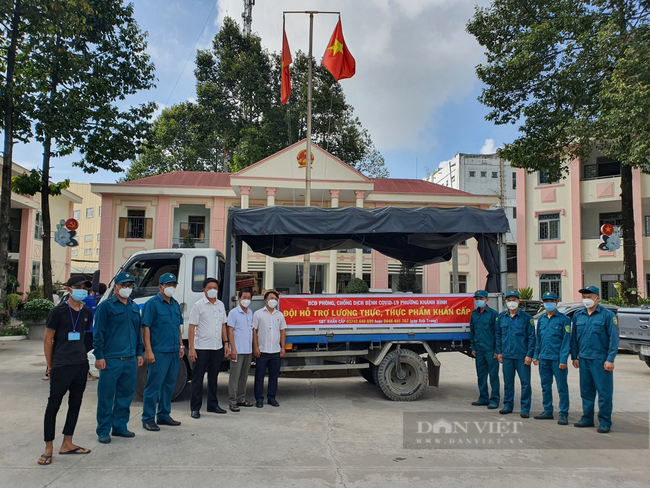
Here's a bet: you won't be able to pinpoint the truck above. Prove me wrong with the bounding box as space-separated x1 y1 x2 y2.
618 306 650 368
96 205 510 401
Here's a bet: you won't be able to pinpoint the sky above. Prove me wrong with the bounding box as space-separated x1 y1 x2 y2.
11 0 522 183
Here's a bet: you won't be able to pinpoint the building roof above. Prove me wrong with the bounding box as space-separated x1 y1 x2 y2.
371 178 472 195
118 171 232 188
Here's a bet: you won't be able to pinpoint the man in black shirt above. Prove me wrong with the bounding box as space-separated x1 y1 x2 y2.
38 276 94 466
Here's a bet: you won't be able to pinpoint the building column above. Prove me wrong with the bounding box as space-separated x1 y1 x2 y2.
98 194 114 278
240 187 251 273
265 188 276 291
516 168 528 289
328 190 340 293
633 168 645 297
569 158 583 300
355 191 365 279
155 195 171 249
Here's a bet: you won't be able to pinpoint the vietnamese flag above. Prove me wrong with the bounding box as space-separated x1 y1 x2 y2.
281 18 292 105
322 18 355 81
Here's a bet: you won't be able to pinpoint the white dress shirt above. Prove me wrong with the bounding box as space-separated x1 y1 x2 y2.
227 305 254 354
253 307 287 354
189 296 226 350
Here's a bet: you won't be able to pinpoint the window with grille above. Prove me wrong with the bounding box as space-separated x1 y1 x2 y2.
538 213 560 240
492 171 498 178
645 216 650 237
71 250 78 256
512 171 516 190
469 171 475 177
180 216 206 243
601 274 624 301
538 169 558 185
97 233 100 241
480 171 487 177
84 248 92 255
32 261 41 287
84 234 92 242
539 274 561 300
34 212 43 240
73 210 80 220
583 157 621 180
86 207 94 218
599 212 622 229
118 210 152 239
449 274 468 293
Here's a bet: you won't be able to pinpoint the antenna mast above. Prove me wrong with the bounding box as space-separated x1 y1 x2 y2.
242 0 255 36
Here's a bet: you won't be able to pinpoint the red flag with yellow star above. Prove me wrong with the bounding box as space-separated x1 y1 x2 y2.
281 18 292 105
322 18 355 81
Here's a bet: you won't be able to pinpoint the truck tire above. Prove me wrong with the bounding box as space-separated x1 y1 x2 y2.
376 348 428 401
359 361 376 384
645 357 650 368
135 358 190 401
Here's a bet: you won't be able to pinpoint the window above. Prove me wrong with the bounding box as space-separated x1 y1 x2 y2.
118 210 152 239
480 171 487 178
86 207 94 218
513 207 517 219
583 157 621 180
458 240 468 246
599 212 622 229
601 274 624 301
469 171 476 177
645 216 650 237
96 248 100 255
34 212 43 240
32 261 40 288
97 233 101 241
73 210 80 220
98 206 102 216
449 274 468 293
192 256 208 293
71 250 78 256
512 171 517 190
120 256 180 300
539 274 561 300
538 213 560 241
180 216 206 243
84 234 93 242
84 248 92 255
492 171 498 178
538 169 558 185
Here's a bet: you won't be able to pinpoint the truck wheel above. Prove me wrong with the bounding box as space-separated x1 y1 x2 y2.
376 348 428 401
645 357 650 368
135 359 190 401
359 362 376 384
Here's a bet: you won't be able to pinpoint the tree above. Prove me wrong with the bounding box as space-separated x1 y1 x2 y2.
9 0 155 301
467 0 650 304
397 265 421 293
125 16 387 181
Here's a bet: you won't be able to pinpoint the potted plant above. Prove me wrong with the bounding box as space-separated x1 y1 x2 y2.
17 298 55 340
0 324 29 340
5 293 22 317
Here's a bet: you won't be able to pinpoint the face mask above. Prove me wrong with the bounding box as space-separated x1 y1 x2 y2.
582 298 595 309
267 299 278 309
506 301 519 311
240 299 251 308
163 286 176 298
543 302 557 312
118 287 133 299
206 289 218 299
475 300 485 309
71 289 88 302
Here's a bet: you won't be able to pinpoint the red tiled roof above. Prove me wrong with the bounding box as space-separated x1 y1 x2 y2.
371 178 472 195
119 171 231 188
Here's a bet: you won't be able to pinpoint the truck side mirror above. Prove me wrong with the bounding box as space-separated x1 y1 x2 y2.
92 270 100 294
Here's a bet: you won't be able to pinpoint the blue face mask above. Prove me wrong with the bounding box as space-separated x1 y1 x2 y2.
543 302 557 312
475 300 486 309
71 289 88 302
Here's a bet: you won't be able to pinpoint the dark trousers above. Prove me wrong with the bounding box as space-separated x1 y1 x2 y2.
142 352 179 423
254 352 281 401
475 350 500 406
96 357 137 436
44 363 89 442
579 358 614 428
190 348 224 412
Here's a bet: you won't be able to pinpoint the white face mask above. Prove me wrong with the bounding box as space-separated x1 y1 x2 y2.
506 301 519 311
206 289 218 299
267 299 278 309
163 286 176 298
582 298 595 309
240 299 251 308
118 287 133 299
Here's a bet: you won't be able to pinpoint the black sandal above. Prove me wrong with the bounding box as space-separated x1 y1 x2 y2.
229 405 240 412
237 401 254 407
38 454 52 465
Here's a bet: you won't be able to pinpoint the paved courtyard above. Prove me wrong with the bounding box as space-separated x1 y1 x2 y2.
1 339 649 488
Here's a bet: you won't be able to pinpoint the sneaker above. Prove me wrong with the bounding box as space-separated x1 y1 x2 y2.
534 412 554 420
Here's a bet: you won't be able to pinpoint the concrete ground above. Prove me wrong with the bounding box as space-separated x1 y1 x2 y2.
1 340 649 488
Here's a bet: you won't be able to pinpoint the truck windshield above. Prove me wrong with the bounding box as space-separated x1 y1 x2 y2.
119 257 180 300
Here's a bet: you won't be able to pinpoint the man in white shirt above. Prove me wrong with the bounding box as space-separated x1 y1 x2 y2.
253 290 286 408
226 288 254 412
188 278 230 419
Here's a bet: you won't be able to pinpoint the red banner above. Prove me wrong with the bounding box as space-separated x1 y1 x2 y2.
279 294 474 328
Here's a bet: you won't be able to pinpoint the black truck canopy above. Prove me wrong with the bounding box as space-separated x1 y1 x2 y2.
223 206 510 304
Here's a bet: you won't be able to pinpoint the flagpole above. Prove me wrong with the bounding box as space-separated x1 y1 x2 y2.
302 12 314 294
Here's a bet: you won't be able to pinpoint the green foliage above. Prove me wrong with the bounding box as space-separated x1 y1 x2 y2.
125 16 387 181
17 298 54 323
182 233 196 249
0 313 8 326
0 325 28 336
12 169 69 196
26 284 44 302
5 293 22 312
397 266 421 293
345 277 369 294
518 287 534 301
6 275 19 295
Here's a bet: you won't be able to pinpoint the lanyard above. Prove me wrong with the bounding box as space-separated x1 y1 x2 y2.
68 302 82 333
509 314 518 327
